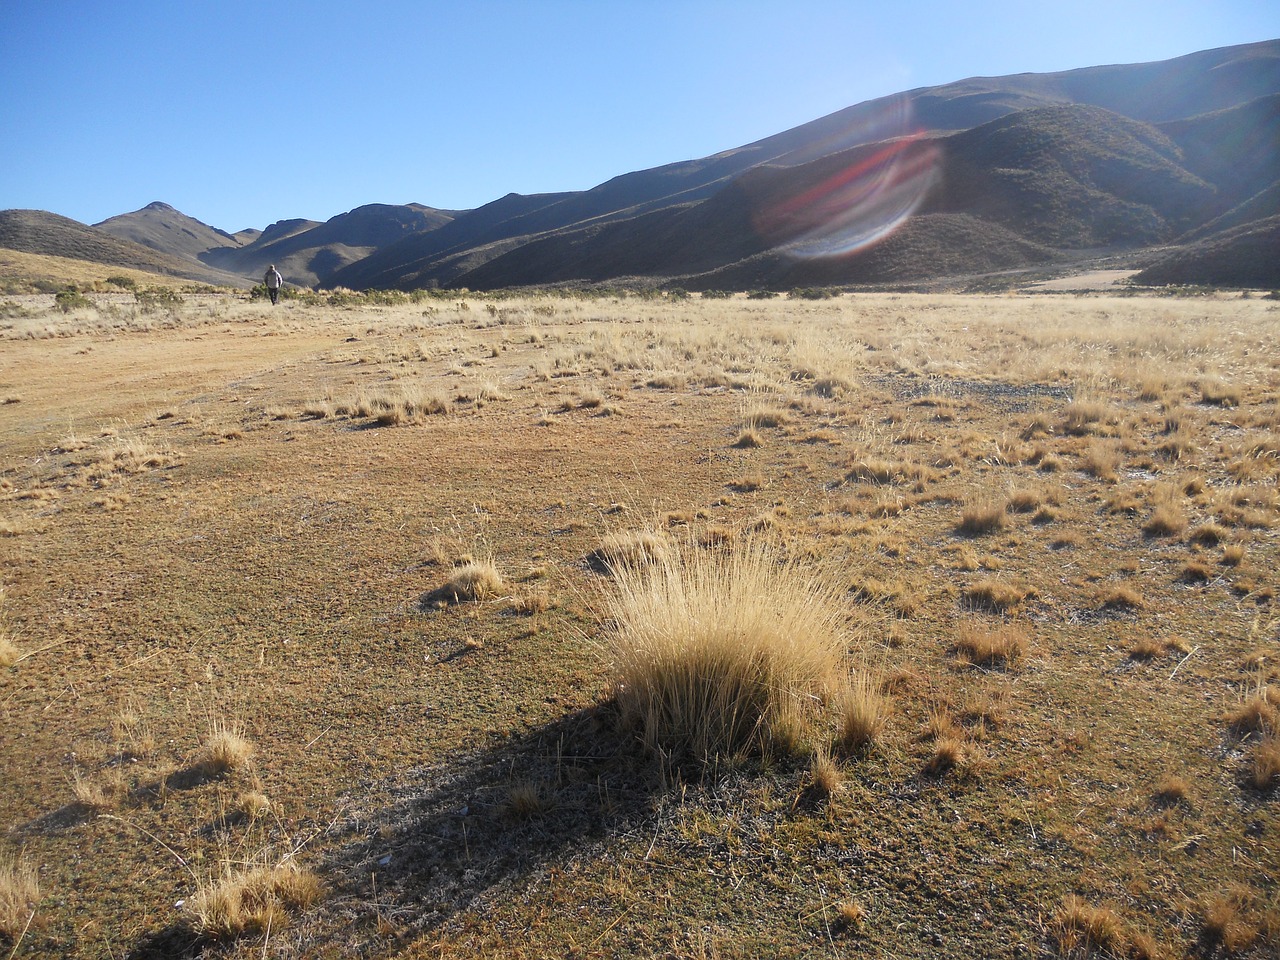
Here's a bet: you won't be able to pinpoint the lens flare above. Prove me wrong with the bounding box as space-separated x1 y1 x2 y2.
752 98 941 259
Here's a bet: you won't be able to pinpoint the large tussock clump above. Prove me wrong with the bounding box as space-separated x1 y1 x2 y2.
604 538 851 765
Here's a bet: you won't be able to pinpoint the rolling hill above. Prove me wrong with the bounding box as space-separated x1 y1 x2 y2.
0 209 248 287
4 39 1277 291
324 39 1278 292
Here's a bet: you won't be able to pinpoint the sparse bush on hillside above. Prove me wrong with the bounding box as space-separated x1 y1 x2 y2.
54 287 92 313
104 275 136 290
249 283 299 302
135 286 184 312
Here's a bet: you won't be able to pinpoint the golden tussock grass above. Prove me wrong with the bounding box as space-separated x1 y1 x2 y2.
953 622 1027 668
835 673 889 754
1129 636 1189 661
505 781 551 819
605 538 850 764
1143 502 1187 537
435 559 505 603
187 861 322 941
1053 896 1159 960
0 850 39 939
1201 891 1258 954
961 580 1034 614
957 500 1007 536
0 593 18 667
1226 689 1279 736
806 747 844 798
198 720 254 775
1151 774 1190 807
835 899 866 929
1251 729 1280 789
1097 585 1145 611
589 530 670 573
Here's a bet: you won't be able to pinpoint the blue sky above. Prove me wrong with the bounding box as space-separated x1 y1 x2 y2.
1 1 1275 233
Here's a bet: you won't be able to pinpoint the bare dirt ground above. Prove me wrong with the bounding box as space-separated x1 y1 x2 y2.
1024 270 1140 291
1 289 1278 958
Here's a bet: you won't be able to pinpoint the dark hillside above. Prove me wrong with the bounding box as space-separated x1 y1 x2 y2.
325 192 574 289
202 203 454 286
929 105 1214 246
1158 94 1280 214
1132 215 1280 288
445 107 1214 291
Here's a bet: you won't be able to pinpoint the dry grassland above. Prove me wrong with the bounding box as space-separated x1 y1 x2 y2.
1 288 1278 958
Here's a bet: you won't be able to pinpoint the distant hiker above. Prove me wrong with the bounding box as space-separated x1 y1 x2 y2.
264 265 283 305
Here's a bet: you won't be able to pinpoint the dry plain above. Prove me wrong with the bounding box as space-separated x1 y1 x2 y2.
1 287 1278 959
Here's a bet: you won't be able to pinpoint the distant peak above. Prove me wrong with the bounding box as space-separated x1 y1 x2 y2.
144 201 175 212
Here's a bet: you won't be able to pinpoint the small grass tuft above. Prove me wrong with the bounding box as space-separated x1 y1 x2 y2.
962 580 1034 614
834 673 889 755
957 500 1007 536
433 560 505 603
187 861 322 941
807 748 844 798
589 530 670 574
1053 896 1130 958
198 720 254 775
505 781 551 819
1252 729 1280 789
954 622 1027 668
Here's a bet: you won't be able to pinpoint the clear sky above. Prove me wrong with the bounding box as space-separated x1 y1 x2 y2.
1 1 1275 233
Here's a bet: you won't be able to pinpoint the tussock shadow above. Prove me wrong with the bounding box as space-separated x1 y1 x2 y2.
127 923 204 960
319 700 666 947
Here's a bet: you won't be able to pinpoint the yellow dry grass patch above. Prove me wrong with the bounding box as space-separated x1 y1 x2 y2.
605 538 851 764
0 850 39 939
187 861 321 941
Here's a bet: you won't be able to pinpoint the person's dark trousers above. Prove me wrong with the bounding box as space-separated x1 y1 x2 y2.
269 288 279 305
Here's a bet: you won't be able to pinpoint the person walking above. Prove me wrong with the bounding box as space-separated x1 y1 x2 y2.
264 264 283 305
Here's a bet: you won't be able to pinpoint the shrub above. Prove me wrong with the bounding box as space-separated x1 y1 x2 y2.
54 288 92 313
135 286 184 312
604 538 849 764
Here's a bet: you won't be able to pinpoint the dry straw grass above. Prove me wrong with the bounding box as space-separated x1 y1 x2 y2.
1053 895 1159 960
187 861 322 941
835 673 890 754
198 720 254 775
954 622 1027 667
589 529 670 573
0 850 39 939
605 538 850 764
435 560 505 603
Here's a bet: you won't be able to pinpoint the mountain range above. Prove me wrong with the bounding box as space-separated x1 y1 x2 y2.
3 39 1277 292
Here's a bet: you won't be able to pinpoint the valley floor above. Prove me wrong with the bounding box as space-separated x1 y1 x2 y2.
1 289 1277 958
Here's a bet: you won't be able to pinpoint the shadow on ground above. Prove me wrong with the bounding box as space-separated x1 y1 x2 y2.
307 700 667 953
129 701 664 956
